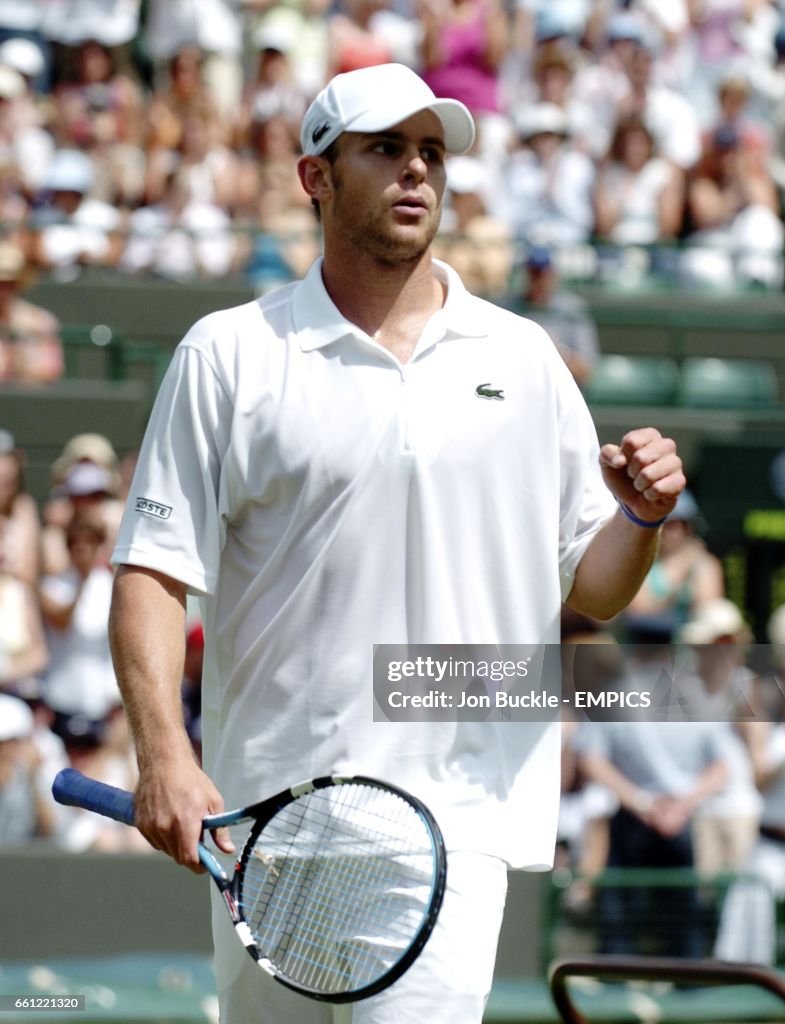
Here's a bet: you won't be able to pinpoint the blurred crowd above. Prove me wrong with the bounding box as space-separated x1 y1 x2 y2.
0 0 781 319
557 493 785 963
0 427 202 853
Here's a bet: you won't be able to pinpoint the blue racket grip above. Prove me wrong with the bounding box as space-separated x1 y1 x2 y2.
52 768 135 826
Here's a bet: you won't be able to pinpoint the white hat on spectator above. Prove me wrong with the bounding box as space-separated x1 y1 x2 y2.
44 149 94 194
0 64 24 100
63 462 113 497
680 599 748 645
446 155 485 195
0 693 33 741
254 13 298 54
515 103 569 139
51 432 118 486
0 38 45 80
301 63 475 157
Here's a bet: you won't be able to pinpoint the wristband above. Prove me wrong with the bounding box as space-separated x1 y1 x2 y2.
618 501 667 529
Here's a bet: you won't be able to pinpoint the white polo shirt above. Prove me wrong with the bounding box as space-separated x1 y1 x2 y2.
113 258 615 870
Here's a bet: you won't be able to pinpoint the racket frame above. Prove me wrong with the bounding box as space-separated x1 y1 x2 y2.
52 769 446 1003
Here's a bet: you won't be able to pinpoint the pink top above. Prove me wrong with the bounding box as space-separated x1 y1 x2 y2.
422 0 500 114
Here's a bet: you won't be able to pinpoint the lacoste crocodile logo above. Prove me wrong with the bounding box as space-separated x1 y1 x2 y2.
476 383 505 400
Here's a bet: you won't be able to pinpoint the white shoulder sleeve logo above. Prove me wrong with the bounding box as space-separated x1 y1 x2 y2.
135 497 173 520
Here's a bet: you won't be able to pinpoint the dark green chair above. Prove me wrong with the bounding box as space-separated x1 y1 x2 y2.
679 357 780 409
583 355 681 406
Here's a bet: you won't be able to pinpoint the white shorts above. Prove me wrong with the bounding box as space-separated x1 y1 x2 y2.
213 850 509 1024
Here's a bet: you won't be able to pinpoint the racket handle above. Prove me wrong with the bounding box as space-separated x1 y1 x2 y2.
52 768 135 826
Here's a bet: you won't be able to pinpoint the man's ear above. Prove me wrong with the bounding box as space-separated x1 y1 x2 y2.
297 155 332 204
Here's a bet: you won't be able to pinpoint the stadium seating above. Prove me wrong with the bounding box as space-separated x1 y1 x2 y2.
679 357 780 409
583 355 681 406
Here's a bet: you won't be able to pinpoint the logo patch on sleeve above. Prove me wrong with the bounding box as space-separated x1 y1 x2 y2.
135 497 173 520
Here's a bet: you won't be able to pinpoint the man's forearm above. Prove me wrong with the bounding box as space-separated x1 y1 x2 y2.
109 565 192 770
567 507 661 620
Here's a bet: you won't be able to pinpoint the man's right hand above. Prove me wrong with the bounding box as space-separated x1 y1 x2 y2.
133 757 235 873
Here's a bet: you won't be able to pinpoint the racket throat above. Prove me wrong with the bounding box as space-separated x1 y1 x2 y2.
224 890 265 963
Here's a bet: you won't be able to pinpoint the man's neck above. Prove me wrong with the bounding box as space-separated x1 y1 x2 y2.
320 249 446 364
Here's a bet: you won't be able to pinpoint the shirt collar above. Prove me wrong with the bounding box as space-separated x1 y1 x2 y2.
292 257 489 353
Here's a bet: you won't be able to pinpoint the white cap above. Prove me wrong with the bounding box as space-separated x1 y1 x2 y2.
64 461 112 496
300 63 475 157
515 102 569 139
0 38 45 79
680 599 747 645
0 693 33 741
45 149 94 194
446 155 485 195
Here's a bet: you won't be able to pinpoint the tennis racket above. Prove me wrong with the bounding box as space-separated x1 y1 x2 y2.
52 768 446 1002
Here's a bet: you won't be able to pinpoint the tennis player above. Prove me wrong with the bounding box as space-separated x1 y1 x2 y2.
109 63 685 1023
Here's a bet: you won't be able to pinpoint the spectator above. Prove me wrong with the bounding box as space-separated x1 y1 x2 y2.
39 511 120 732
0 569 48 694
577 644 729 958
0 691 55 844
121 166 238 280
571 11 652 163
0 433 41 586
557 617 621 899
677 0 767 127
618 35 702 172
505 244 598 387
623 489 725 643
51 38 146 208
0 153 28 240
678 598 763 877
434 153 514 297
42 1 141 50
593 113 685 251
706 68 773 163
523 40 595 154
42 432 122 576
0 62 54 196
59 463 120 564
496 101 595 247
247 3 329 100
0 36 47 95
0 241 64 385
714 603 785 964
682 122 785 289
145 107 239 215
32 148 124 273
240 184 320 294
237 28 307 153
144 0 245 118
419 0 511 166
327 0 419 76
55 703 148 851
0 2 51 90
144 46 223 202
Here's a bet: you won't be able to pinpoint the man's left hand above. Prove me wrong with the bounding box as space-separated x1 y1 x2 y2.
600 428 685 525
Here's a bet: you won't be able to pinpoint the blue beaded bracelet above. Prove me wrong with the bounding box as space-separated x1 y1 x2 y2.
618 501 667 529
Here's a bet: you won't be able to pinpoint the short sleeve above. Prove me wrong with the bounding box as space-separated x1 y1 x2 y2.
112 330 233 595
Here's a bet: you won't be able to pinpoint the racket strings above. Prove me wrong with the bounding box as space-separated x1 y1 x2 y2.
238 784 435 993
